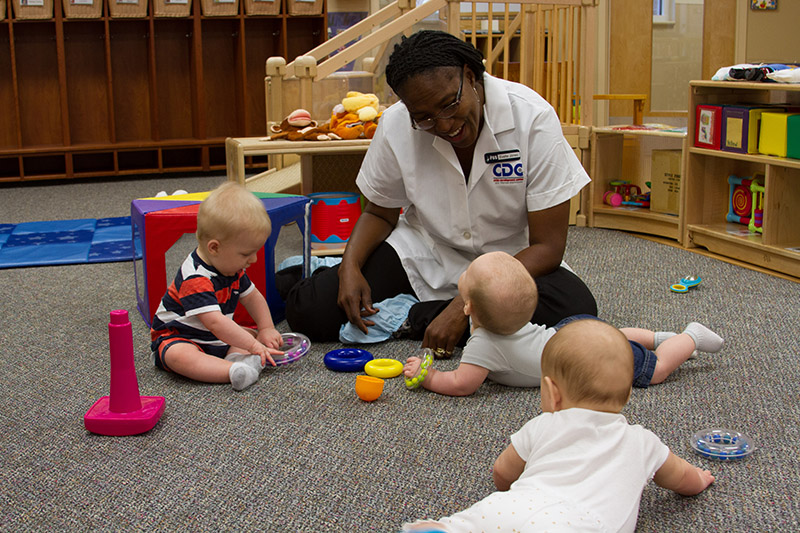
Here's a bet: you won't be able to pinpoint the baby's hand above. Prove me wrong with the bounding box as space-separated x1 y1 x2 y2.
403 356 421 378
249 339 279 368
257 326 283 349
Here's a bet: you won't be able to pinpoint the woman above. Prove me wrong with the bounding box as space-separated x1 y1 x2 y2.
285 30 597 357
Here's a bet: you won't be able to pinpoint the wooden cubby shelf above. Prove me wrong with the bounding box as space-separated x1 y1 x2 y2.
684 81 800 278
0 0 327 182
588 126 686 242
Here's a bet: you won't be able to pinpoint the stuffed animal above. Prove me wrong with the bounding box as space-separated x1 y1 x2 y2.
330 91 383 140
267 109 340 141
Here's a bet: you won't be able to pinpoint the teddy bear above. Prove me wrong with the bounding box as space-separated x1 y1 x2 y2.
329 91 383 140
266 109 340 141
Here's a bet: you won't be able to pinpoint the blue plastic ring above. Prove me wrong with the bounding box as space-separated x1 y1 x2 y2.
323 348 373 372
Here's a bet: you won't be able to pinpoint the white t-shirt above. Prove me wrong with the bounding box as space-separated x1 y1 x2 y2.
403 409 669 533
460 322 555 387
356 73 590 301
510 408 670 532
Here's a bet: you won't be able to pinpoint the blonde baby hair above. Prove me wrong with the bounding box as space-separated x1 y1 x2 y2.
465 251 538 335
541 319 633 410
196 182 271 245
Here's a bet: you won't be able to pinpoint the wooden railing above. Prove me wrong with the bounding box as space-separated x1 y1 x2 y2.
266 0 597 128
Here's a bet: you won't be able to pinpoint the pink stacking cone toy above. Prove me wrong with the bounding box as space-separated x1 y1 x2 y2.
84 310 165 436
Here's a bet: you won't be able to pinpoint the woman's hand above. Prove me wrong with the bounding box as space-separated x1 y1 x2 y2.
422 297 468 358
336 201 400 335
337 262 378 334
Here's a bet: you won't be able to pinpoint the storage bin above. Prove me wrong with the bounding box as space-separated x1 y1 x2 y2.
200 0 237 16
287 0 321 15
694 104 723 150
721 106 771 154
153 0 189 17
243 0 278 15
11 0 53 19
759 112 800 158
786 114 800 160
61 0 102 18
108 0 147 17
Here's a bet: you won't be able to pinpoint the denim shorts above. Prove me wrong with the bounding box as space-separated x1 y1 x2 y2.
553 315 656 388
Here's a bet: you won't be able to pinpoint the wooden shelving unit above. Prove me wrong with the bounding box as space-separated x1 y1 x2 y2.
684 81 800 278
0 0 327 182
588 126 686 242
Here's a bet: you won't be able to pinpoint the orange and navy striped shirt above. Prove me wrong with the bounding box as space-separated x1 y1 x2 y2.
150 250 255 354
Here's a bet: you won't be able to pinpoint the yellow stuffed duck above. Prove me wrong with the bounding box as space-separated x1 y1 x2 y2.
330 91 383 140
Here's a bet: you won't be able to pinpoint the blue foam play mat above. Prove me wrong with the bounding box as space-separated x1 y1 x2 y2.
0 216 141 269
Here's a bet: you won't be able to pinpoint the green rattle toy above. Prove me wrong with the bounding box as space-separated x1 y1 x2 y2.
405 348 434 389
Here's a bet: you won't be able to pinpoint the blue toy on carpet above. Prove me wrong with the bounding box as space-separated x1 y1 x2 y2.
0 216 141 269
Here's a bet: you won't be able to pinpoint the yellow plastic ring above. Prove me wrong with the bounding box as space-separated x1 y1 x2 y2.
364 358 404 379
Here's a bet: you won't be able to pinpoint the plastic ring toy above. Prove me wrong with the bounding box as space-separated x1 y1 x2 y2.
680 275 702 288
364 358 403 379
670 284 688 293
405 348 434 389
270 333 311 366
690 428 755 461
323 348 373 372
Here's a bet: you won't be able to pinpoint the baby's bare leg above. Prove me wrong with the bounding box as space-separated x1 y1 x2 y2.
651 333 697 384
163 343 233 383
620 327 656 349
164 343 259 391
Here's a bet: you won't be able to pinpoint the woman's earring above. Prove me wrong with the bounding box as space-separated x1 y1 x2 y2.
474 86 480 104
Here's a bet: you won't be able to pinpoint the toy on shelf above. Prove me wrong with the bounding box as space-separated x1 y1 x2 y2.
266 109 341 141
726 175 754 225
670 275 701 293
355 375 384 402
749 180 765 234
691 428 755 461
330 91 383 140
603 180 650 208
84 310 166 436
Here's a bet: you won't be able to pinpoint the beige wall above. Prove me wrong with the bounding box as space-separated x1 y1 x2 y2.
746 3 800 63
650 1 703 112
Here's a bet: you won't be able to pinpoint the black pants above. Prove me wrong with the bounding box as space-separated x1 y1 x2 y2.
285 242 598 342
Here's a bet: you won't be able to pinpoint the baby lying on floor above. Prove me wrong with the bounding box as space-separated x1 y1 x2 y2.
403 251 724 396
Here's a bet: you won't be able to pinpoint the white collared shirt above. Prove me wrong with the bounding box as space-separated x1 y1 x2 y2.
356 73 590 301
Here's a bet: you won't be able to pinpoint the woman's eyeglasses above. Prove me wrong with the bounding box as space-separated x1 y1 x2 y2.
410 68 464 130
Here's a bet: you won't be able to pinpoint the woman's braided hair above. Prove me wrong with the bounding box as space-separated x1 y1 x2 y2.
385 30 485 94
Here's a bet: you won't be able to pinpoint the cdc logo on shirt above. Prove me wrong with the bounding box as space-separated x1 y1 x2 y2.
492 162 524 183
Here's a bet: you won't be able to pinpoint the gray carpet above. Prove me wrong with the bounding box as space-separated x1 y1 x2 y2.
1 174 799 531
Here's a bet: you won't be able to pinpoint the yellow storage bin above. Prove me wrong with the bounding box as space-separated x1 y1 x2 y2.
759 112 800 158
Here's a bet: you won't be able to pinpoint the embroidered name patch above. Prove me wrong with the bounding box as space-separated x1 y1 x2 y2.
484 149 521 164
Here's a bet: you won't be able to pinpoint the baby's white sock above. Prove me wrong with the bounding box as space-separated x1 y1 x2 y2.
225 352 264 372
683 322 724 353
653 331 677 348
229 362 259 391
